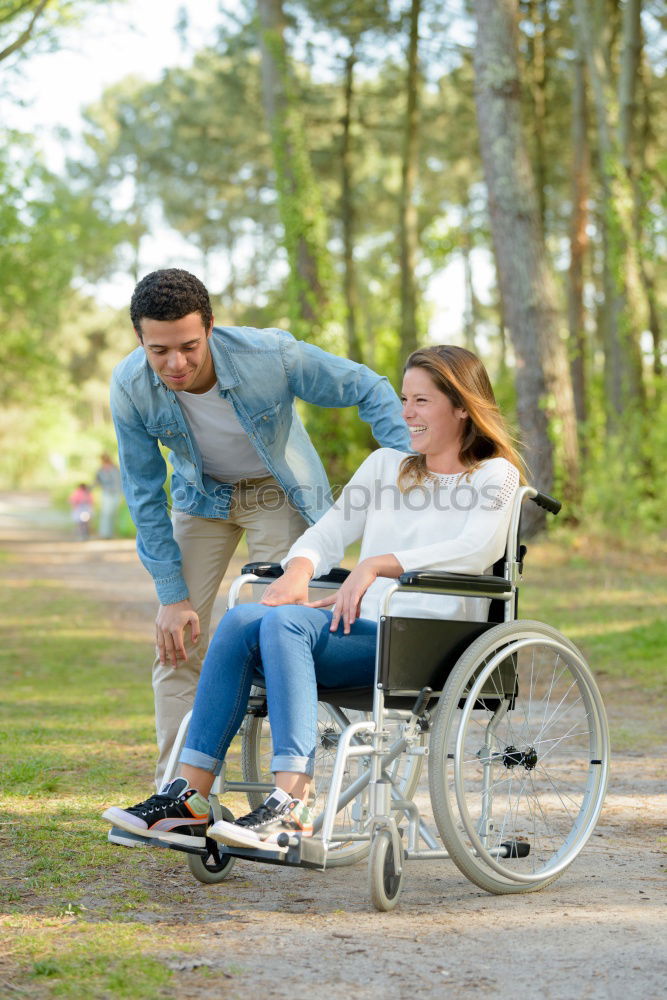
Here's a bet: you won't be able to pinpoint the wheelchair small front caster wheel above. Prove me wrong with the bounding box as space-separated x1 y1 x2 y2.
369 829 404 911
187 806 236 885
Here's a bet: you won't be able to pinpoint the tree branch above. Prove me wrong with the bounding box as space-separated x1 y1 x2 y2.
0 0 51 65
0 1 38 28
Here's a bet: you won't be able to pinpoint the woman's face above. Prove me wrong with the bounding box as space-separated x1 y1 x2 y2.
401 366 467 457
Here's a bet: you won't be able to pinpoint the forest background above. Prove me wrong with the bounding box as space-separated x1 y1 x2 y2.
1 0 665 537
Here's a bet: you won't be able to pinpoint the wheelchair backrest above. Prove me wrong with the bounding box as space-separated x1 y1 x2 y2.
376 486 537 704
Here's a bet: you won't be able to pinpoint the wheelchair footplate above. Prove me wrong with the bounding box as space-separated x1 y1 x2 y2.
107 826 171 850
166 832 327 871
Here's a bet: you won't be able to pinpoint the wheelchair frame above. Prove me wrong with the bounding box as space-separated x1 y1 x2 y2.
156 485 610 910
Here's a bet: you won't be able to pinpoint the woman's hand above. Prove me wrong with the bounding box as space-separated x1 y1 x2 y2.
309 555 402 634
260 557 314 606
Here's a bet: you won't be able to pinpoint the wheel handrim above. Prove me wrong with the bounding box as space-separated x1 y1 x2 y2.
452 635 609 883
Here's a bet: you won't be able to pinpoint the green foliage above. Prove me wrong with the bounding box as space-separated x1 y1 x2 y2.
0 295 135 489
1 0 665 528
0 132 127 408
580 379 667 535
0 0 115 67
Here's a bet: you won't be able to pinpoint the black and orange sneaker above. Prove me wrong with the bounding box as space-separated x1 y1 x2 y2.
102 777 209 849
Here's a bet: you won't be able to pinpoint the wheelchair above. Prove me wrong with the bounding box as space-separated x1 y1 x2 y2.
157 485 610 911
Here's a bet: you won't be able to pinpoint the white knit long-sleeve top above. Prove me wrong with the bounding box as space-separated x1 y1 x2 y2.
283 448 520 622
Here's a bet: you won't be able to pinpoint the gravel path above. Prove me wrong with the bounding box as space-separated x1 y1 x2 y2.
1 492 665 1000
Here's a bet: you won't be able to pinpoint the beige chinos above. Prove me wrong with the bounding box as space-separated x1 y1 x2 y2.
152 475 306 787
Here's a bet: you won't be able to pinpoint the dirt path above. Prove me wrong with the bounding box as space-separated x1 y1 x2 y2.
1 493 665 1000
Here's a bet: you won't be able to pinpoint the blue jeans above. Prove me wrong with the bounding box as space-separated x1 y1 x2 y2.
179 604 377 777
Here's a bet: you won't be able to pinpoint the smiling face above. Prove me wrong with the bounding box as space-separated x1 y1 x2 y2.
137 312 216 394
401 366 468 465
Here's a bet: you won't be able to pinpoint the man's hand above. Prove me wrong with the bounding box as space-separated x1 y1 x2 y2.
156 599 200 668
260 557 314 606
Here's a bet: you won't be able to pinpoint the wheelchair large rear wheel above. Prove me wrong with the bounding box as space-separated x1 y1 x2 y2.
242 697 423 868
429 621 609 894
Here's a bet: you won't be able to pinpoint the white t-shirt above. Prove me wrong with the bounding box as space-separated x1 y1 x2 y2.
177 384 269 483
283 448 520 622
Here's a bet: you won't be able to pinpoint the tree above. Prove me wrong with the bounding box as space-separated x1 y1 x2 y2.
0 132 126 402
573 0 646 427
472 0 580 511
0 0 114 67
619 0 662 380
397 0 422 373
567 44 590 437
77 43 280 311
0 0 50 64
339 46 363 362
255 0 333 341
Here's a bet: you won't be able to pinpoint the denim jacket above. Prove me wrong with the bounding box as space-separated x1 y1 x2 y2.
111 325 410 604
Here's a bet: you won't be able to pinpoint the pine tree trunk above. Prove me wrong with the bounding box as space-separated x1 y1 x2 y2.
461 187 479 355
622 3 662 380
398 0 421 375
256 0 342 475
525 0 549 232
637 57 662 379
568 50 589 437
341 49 363 363
618 0 642 172
472 0 580 516
256 0 331 340
574 0 646 427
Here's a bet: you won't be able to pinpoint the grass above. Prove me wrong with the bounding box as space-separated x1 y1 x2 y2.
1 529 666 996
521 528 667 692
0 569 249 998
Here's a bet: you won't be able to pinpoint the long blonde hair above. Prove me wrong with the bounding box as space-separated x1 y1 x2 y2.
398 345 526 490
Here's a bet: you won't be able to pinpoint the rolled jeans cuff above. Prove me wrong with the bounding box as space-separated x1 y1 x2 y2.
179 747 224 776
271 754 315 778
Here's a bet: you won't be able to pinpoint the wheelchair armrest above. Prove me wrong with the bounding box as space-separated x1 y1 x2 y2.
241 562 351 586
397 570 512 596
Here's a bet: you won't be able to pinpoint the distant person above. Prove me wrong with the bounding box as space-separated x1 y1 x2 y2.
95 453 122 539
111 267 410 788
68 483 94 541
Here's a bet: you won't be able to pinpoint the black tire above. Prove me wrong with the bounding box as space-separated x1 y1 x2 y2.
368 829 404 911
186 806 236 885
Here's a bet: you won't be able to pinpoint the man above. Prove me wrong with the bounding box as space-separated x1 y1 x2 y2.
95 453 122 538
111 268 410 791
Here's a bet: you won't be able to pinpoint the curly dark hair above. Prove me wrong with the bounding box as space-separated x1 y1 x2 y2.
130 269 213 338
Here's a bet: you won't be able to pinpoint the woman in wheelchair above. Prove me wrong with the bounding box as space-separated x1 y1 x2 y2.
103 345 523 854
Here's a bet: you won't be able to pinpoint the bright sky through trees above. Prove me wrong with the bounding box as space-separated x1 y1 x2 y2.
3 0 475 330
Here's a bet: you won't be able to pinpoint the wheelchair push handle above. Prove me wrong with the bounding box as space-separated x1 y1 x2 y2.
241 562 351 585
530 491 561 516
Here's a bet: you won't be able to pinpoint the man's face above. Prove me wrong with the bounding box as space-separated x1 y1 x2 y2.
137 312 215 393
